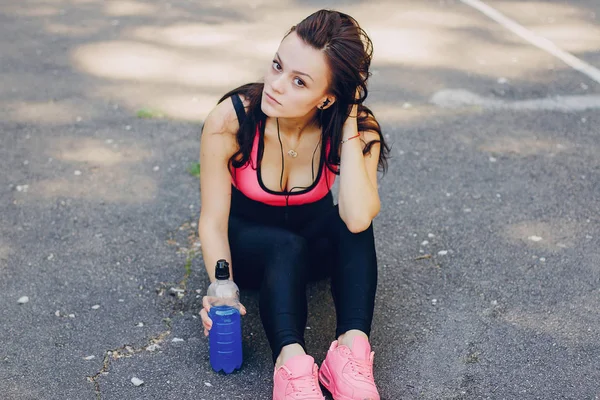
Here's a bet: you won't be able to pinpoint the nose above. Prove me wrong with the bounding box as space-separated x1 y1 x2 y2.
271 74 285 94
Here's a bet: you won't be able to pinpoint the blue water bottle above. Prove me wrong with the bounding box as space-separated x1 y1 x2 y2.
207 259 243 374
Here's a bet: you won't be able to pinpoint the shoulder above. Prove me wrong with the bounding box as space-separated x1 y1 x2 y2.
203 94 249 137
201 94 252 159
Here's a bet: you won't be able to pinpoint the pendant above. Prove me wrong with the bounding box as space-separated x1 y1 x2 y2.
287 149 298 158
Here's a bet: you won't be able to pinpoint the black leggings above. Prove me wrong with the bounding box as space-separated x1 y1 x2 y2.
228 188 378 363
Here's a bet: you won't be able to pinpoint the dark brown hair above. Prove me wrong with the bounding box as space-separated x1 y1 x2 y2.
217 9 390 177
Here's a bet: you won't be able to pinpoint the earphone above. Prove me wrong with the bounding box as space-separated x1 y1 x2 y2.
320 99 330 109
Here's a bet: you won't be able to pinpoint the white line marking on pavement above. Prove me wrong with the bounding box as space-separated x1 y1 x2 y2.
431 89 600 111
460 0 600 84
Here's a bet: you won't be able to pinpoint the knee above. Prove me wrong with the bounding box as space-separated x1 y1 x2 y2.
264 230 308 267
261 231 309 292
263 230 309 287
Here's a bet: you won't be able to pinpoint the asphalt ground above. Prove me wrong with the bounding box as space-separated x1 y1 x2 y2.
1 1 599 399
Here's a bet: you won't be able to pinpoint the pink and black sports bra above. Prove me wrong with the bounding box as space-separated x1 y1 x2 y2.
229 95 337 207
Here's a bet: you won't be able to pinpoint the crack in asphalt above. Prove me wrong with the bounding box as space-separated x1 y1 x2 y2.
86 222 202 399
86 319 173 400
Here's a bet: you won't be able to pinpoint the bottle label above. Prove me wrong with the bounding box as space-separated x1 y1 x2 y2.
212 306 239 317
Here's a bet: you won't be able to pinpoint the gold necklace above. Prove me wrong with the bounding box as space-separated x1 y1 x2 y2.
276 118 304 158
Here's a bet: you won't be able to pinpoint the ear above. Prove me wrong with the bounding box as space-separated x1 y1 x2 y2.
318 96 336 110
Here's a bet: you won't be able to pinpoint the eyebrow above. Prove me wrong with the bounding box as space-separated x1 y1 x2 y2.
275 52 314 82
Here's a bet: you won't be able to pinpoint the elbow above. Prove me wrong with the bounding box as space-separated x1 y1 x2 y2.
347 221 371 234
198 214 209 240
344 216 374 234
198 214 226 242
340 201 380 234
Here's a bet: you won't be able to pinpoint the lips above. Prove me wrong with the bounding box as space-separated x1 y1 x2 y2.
264 91 281 105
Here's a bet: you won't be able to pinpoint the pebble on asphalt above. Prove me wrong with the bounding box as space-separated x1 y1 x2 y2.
131 377 144 387
528 236 543 242
172 338 184 343
17 296 29 304
83 355 95 360
91 305 100 310
146 344 160 352
438 250 448 256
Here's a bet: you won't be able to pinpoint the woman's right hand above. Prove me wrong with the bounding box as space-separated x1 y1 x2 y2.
200 296 247 337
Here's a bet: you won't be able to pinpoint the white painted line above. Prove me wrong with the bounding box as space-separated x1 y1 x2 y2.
460 0 600 84
430 89 600 111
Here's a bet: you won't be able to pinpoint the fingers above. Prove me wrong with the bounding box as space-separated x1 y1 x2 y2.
200 296 213 337
200 309 212 327
200 298 246 338
199 308 212 337
202 296 212 311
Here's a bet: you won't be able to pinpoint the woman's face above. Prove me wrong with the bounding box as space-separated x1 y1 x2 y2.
261 31 332 118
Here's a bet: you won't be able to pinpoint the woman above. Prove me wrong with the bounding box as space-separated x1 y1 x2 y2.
198 9 390 400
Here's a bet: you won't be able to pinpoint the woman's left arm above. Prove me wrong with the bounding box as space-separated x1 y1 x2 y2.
337 100 381 233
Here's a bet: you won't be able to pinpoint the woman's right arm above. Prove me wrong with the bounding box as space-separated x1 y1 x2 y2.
198 98 240 283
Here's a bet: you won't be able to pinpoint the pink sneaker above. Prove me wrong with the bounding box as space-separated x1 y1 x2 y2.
273 354 325 400
318 336 380 400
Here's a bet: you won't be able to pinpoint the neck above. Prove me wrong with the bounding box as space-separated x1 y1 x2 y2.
274 110 318 140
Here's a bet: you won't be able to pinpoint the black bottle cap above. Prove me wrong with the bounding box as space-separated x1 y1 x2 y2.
215 259 230 280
